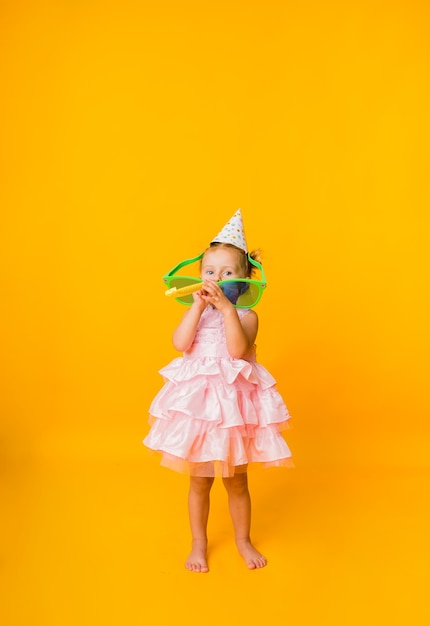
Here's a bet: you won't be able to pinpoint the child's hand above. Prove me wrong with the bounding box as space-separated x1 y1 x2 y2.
191 288 208 312
200 280 234 313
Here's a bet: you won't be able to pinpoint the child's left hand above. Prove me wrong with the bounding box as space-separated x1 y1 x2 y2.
200 280 234 313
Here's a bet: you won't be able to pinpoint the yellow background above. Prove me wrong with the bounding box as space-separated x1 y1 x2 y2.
1 1 429 624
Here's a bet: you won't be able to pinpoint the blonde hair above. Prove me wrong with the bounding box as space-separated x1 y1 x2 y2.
202 243 263 278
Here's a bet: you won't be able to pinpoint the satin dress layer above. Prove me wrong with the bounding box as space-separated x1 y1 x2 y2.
143 306 293 477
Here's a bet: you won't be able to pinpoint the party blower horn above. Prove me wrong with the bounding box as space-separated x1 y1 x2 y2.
165 282 203 297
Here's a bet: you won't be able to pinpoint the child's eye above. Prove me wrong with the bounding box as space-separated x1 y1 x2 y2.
224 271 233 277
205 270 214 275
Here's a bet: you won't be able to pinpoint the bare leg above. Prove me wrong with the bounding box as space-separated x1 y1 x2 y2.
185 476 214 572
222 471 267 569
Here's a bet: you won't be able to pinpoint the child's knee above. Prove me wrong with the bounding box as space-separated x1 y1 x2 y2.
222 473 249 495
189 476 214 494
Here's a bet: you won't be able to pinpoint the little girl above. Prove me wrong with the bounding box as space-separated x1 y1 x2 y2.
143 210 292 572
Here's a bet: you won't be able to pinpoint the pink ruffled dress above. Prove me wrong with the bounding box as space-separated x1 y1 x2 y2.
143 306 293 477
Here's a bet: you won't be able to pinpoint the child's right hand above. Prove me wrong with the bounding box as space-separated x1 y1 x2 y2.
198 280 234 314
191 288 208 312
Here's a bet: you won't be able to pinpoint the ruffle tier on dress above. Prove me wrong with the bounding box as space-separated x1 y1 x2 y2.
143 307 293 477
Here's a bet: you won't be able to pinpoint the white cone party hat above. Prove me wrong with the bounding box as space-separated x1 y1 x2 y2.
210 209 248 253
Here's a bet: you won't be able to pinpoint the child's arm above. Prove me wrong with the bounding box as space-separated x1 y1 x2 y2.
223 307 258 359
172 299 206 352
199 279 258 359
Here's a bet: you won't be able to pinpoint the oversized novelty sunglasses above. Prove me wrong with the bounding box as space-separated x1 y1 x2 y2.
162 253 267 308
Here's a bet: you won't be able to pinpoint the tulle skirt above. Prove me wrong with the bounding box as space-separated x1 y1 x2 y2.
143 353 293 477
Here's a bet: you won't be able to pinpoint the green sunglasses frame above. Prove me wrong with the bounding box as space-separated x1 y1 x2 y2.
162 252 267 308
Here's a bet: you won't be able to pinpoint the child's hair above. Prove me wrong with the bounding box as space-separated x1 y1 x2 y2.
202 243 263 278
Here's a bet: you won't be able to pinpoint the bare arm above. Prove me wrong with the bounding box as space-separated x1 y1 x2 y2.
223 306 258 359
172 297 206 352
200 280 258 359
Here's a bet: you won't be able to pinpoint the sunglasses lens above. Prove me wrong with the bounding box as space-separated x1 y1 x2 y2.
236 282 261 307
220 281 250 305
219 281 262 308
168 277 202 305
166 276 264 308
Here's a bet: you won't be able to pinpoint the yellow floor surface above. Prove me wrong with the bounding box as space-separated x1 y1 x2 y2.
2 452 429 626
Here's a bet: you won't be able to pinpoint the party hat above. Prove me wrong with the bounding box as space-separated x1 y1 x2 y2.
210 208 248 252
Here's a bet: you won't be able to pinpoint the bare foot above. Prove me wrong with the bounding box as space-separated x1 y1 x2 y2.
236 539 267 569
185 539 209 573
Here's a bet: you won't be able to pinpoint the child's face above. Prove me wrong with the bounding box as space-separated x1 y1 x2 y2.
200 247 245 282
